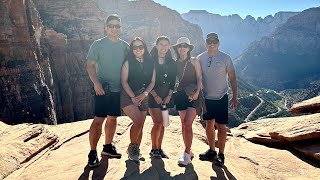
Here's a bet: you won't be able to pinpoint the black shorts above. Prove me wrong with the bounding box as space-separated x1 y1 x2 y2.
202 94 228 124
174 91 195 111
95 92 121 117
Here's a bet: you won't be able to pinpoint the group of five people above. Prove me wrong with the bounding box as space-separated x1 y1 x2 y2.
86 14 238 168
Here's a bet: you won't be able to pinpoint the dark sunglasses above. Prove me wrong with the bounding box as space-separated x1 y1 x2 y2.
133 45 144 50
206 39 219 45
207 57 213 67
177 44 189 48
107 24 121 29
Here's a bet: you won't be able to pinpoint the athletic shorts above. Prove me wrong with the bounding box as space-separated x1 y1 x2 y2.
202 94 228 124
94 92 121 117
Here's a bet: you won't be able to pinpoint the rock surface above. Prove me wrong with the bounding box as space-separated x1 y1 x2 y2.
2 116 319 180
290 95 320 114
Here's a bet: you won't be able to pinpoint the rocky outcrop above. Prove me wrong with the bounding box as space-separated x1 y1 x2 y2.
290 95 320 114
234 7 320 90
2 114 320 179
182 10 298 58
0 0 56 124
0 0 206 124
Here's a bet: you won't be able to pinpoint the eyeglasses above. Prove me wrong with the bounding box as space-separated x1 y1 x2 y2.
177 44 189 48
133 45 144 50
206 39 219 45
107 24 121 29
207 57 213 67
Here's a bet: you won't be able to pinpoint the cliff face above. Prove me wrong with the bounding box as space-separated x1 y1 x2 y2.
1 0 205 124
234 7 320 90
0 0 56 124
181 10 298 58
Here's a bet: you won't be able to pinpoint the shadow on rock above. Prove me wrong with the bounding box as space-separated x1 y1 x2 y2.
210 163 236 180
78 156 109 180
122 157 174 180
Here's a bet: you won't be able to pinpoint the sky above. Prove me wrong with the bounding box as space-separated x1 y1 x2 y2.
153 0 320 19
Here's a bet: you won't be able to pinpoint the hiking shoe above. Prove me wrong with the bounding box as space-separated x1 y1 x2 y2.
178 152 192 166
215 153 225 166
150 149 162 158
88 151 100 167
159 149 169 159
101 144 122 158
199 149 217 161
127 143 140 161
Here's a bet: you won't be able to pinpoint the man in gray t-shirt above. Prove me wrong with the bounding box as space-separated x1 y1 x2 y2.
198 32 238 166
86 14 129 168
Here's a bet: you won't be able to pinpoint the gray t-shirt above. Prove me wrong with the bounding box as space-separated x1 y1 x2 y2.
86 37 129 92
197 51 234 100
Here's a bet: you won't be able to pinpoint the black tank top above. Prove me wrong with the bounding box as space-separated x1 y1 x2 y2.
127 58 154 92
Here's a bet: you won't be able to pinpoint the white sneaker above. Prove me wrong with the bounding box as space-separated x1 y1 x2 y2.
178 152 192 166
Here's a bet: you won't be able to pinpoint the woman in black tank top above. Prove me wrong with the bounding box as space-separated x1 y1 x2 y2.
148 36 177 158
173 37 203 166
121 37 155 161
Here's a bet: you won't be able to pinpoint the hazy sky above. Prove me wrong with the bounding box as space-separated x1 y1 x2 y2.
153 0 320 19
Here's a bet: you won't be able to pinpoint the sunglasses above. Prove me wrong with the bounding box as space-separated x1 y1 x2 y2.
107 24 121 29
177 44 189 48
206 39 219 45
207 57 213 67
133 45 144 50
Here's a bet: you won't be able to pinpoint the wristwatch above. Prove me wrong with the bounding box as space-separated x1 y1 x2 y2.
143 91 148 97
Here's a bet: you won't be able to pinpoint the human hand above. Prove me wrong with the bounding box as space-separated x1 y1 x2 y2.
154 96 163 104
131 97 141 106
189 91 199 102
229 96 238 111
94 82 105 96
163 95 171 104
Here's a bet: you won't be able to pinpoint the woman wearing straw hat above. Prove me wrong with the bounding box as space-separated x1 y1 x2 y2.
173 37 204 166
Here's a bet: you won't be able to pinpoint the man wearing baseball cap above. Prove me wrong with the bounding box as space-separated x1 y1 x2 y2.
197 32 238 166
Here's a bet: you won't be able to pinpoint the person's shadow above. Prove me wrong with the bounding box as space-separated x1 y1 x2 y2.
121 157 198 180
78 156 109 180
210 163 236 180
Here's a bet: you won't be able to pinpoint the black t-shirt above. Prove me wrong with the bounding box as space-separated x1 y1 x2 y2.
154 57 177 90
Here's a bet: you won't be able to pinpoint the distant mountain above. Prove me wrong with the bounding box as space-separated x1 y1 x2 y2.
181 10 298 58
234 7 320 90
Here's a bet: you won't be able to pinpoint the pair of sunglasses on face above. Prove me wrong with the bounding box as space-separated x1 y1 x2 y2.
107 24 121 29
133 45 144 50
206 39 219 45
177 44 189 48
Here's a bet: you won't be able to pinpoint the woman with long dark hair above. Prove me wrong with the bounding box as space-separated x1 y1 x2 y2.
173 37 204 166
148 36 177 158
121 37 155 162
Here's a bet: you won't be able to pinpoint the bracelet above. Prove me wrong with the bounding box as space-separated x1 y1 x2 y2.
130 96 135 98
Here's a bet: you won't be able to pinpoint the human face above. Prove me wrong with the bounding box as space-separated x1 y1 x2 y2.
156 39 170 57
106 19 122 38
132 40 145 59
206 38 219 51
177 43 190 57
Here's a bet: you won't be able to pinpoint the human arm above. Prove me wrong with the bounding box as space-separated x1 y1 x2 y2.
190 58 202 101
87 60 104 96
136 69 156 101
228 69 238 110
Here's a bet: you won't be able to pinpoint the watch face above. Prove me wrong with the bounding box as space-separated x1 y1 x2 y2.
164 74 167 77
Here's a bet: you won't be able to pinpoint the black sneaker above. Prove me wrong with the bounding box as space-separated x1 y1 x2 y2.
199 149 217 161
215 153 225 166
159 149 169 159
101 144 122 158
150 149 162 158
88 151 100 167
